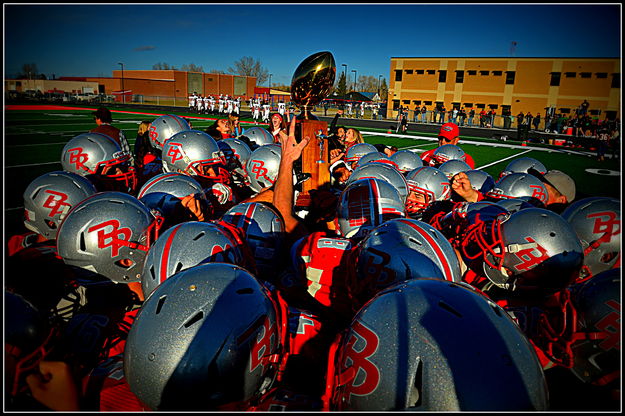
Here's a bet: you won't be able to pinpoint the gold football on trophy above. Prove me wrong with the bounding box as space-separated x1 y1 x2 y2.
291 51 336 119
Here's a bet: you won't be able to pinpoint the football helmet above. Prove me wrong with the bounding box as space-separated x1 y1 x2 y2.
23 170 97 240
353 218 462 306
221 137 253 167
61 132 137 192
344 143 378 166
220 202 286 284
431 144 466 166
569 268 621 388
461 207 583 296
354 152 392 169
5 291 56 398
56 192 163 284
560 197 621 282
495 197 542 214
148 114 191 150
141 221 248 297
464 169 496 194
162 130 229 184
124 263 286 410
325 279 548 410
486 173 549 206
336 178 405 240
241 126 275 147
390 149 423 174
246 144 282 193
438 159 471 180
346 162 409 203
500 157 547 178
138 172 211 230
405 166 451 215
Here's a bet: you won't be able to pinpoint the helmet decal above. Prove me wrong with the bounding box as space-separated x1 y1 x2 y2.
340 320 381 398
88 219 133 258
67 147 89 171
42 190 71 218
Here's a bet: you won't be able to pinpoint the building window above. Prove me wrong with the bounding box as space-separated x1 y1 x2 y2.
405 69 413 74
438 70 447 83
467 70 477 75
392 99 400 110
413 100 421 105
463 102 473 107
505 71 516 85
492 71 503 76
427 69 436 75
480 70 489 76
565 72 576 78
560 108 571 113
208 78 213 81
424 101 432 105
550 72 561 86
403 100 411 104
489 104 499 109
455 70 464 83
596 72 608 79
16 81 21 87
476 103 485 109
580 72 591 78
611 73 620 88
416 69 424 74
394 70 403 81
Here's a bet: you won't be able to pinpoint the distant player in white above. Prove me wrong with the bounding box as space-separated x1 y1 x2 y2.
262 101 271 123
359 102 365 119
196 94 203 113
226 96 234 114
218 95 225 114
234 97 241 115
346 102 353 117
278 101 286 117
188 93 196 111
253 100 261 124
203 95 210 114
209 95 216 114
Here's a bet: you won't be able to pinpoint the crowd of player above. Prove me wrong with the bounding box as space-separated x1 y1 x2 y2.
5 106 621 411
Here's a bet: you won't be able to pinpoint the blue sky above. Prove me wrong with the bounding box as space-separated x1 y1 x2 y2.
4 4 621 86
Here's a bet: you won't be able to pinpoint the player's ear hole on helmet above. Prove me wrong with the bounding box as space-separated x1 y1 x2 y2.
115 258 135 268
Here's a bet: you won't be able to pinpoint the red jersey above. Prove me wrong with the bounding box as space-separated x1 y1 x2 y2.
290 232 356 321
7 231 53 257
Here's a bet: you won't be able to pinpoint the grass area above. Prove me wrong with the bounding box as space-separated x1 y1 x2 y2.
4 105 621 240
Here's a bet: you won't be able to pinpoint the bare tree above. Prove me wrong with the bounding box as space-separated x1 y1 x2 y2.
358 75 379 92
181 63 204 72
208 69 226 74
20 63 39 79
152 62 175 70
227 56 269 84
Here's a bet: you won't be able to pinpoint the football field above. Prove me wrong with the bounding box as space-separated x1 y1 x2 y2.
4 104 621 241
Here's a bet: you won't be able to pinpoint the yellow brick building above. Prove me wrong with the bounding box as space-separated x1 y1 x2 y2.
388 57 620 120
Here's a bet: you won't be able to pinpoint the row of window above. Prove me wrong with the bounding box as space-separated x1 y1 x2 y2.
395 69 620 87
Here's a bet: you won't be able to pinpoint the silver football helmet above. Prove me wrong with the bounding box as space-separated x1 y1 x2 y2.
465 169 496 194
344 143 378 167
346 162 409 203
220 202 286 284
61 132 137 192
337 178 406 240
327 278 548 410
141 221 247 297
569 268 621 388
431 144 466 166
162 130 229 183
353 218 462 307
221 137 253 167
561 197 621 282
124 263 285 410
354 152 392 169
500 157 547 178
56 192 163 284
465 207 584 295
438 159 471 180
486 173 549 206
246 144 282 193
241 126 275 147
23 171 97 240
148 114 191 150
390 149 424 174
405 166 451 214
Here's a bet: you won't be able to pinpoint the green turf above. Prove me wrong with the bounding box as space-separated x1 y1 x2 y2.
4 106 621 241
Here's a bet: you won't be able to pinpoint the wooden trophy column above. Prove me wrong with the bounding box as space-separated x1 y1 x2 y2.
295 119 330 208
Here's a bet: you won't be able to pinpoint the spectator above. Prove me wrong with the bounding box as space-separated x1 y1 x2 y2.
421 122 475 168
91 107 133 165
205 118 231 140
421 104 427 123
133 120 154 170
468 108 475 126
533 113 541 131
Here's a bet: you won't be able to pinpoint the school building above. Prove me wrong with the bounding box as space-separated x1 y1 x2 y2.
387 57 620 120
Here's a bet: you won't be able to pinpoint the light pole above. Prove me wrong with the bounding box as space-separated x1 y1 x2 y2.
341 64 347 99
118 62 125 104
378 75 382 96
352 69 357 98
268 73 272 88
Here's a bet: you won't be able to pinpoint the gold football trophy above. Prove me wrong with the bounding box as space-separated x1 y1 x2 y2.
290 51 336 207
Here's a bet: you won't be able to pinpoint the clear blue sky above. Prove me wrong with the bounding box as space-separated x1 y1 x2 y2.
4 3 621 86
